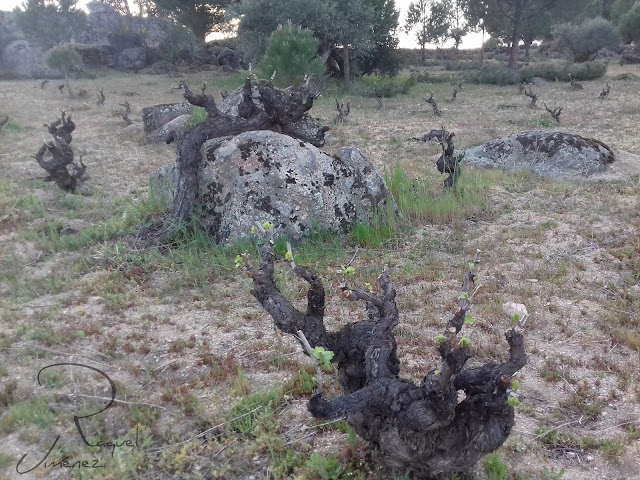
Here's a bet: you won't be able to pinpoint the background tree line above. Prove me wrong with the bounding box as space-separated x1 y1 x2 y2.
12 0 640 82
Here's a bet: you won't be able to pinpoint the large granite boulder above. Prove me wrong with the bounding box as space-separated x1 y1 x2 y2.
0 40 55 78
152 130 397 244
462 131 614 178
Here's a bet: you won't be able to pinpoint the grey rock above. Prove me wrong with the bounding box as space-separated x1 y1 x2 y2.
142 103 194 133
197 130 397 244
0 40 55 79
211 46 239 68
117 46 146 70
0 11 22 53
621 49 640 65
595 47 620 60
462 131 614 178
144 114 192 144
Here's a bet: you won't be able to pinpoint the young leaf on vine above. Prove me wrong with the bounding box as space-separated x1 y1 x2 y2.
311 346 334 370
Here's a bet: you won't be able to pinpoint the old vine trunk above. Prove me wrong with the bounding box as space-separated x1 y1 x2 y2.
159 77 329 240
246 234 527 478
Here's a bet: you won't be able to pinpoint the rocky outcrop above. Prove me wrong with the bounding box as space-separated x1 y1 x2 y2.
117 46 145 70
621 49 640 65
0 40 55 78
462 131 614 178
152 130 397 244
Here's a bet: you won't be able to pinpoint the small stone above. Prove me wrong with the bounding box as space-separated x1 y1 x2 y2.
586 455 594 462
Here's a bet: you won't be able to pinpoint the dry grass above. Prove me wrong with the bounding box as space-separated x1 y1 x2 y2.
1 60 640 479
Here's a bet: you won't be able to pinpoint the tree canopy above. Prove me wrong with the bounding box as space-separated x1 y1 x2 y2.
231 0 399 82
153 0 231 40
14 0 87 49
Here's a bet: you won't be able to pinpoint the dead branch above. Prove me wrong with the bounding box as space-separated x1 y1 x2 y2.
40 79 49 89
244 239 526 477
543 103 562 123
34 112 87 192
424 93 442 116
570 79 583 90
57 84 65 94
96 88 105 105
599 82 610 99
0 115 8 131
524 86 537 107
518 82 526 94
334 100 351 124
450 86 458 101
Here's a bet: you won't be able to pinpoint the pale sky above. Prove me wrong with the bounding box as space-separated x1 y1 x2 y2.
0 0 484 49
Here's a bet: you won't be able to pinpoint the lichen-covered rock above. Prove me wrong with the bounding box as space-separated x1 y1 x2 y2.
152 131 397 244
142 103 194 133
199 131 396 244
462 131 614 178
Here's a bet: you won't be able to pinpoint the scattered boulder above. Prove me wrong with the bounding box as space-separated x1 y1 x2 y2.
621 49 640 65
117 46 146 70
152 130 397 244
210 46 240 69
142 102 194 133
463 131 614 178
144 114 193 144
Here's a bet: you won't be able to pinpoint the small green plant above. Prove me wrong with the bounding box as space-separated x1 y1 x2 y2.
483 452 508 480
258 21 326 87
46 45 82 97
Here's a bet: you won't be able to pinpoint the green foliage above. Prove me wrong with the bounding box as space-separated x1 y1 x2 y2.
483 452 508 480
0 397 56 433
356 74 416 97
619 5 640 45
14 0 87 49
466 64 521 85
384 162 493 225
46 45 82 73
191 106 207 125
154 0 230 40
258 23 326 88
305 453 343 480
520 61 607 82
310 346 334 369
553 17 622 62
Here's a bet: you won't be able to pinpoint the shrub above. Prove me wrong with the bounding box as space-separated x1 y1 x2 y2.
553 17 622 62
466 64 521 85
619 5 640 45
46 45 82 73
356 74 416 97
443 60 484 71
520 61 607 82
258 22 326 88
